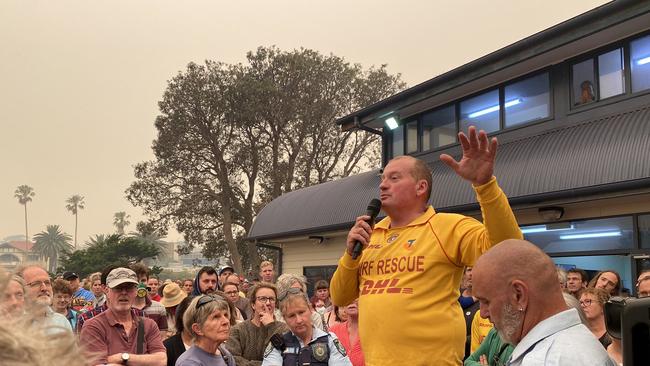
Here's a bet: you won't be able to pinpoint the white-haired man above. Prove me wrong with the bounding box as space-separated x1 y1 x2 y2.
17 264 72 333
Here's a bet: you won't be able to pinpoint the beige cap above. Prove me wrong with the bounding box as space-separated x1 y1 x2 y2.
106 267 139 289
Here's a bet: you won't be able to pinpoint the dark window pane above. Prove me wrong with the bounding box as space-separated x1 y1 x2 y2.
504 73 551 127
631 34 650 93
573 59 596 106
459 89 500 134
406 120 418 153
391 125 404 158
303 265 337 298
598 48 625 99
521 216 634 255
640 214 650 249
421 106 456 150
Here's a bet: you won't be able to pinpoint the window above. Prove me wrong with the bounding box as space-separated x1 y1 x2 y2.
421 106 456 150
504 72 550 127
598 48 625 99
406 120 418 153
391 126 404 157
640 214 650 249
521 216 634 255
460 89 500 134
630 34 650 93
572 59 596 106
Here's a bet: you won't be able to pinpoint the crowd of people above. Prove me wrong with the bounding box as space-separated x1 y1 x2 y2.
1 127 648 365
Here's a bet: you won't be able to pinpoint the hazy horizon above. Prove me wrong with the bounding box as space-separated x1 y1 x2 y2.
1 0 610 246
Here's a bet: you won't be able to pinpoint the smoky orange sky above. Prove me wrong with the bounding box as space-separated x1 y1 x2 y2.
0 0 610 245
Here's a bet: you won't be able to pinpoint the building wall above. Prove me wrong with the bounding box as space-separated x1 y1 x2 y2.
278 191 650 275
280 235 347 275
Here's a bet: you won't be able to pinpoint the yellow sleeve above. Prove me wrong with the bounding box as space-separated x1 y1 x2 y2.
330 250 360 307
431 177 522 267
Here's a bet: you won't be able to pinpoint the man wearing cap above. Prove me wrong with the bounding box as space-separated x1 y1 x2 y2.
132 281 168 336
63 271 95 311
80 267 166 366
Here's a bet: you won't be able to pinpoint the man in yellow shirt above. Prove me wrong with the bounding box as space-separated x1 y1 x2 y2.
330 126 522 365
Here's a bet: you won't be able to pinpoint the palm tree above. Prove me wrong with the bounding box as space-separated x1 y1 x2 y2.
33 225 73 273
65 195 85 250
113 212 131 234
14 185 35 252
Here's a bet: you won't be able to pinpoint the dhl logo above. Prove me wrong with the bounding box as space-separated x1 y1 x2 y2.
360 278 414 295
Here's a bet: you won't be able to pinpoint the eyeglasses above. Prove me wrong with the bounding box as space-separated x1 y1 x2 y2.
256 296 277 304
579 299 593 307
278 287 302 302
26 280 52 288
196 294 226 309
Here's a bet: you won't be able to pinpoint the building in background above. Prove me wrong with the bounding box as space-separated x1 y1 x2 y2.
247 2 650 295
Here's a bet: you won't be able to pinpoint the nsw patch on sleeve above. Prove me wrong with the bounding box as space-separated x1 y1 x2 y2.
333 338 346 356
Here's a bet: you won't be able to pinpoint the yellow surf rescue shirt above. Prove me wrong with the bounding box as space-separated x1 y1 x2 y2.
330 177 522 366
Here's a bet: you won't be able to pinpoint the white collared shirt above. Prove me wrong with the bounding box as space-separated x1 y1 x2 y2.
262 326 352 366
508 308 615 366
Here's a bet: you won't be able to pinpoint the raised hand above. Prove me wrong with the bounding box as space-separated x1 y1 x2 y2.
439 126 497 186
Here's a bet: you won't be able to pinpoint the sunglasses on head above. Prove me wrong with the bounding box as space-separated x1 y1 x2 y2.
196 294 226 309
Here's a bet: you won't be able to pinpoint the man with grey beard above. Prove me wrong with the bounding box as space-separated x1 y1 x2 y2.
472 240 614 365
16 264 72 332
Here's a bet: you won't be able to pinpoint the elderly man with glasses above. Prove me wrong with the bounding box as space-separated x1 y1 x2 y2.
15 264 72 333
80 267 166 366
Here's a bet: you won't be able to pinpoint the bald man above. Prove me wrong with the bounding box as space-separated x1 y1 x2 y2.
472 240 615 366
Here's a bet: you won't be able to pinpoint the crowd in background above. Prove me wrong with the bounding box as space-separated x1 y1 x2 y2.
1 256 649 365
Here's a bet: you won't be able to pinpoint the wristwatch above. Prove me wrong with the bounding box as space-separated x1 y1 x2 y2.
121 353 129 365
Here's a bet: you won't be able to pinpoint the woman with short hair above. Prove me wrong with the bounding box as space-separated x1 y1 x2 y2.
51 278 79 330
262 288 352 366
579 287 611 348
274 274 326 331
175 294 236 366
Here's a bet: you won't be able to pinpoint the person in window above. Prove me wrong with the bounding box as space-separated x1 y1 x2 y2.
588 270 621 297
579 287 611 348
579 80 595 105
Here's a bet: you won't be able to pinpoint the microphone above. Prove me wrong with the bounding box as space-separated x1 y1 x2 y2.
351 198 382 260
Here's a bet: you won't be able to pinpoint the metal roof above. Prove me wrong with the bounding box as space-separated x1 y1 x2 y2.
247 105 650 241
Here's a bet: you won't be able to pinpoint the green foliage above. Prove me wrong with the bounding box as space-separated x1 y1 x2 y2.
150 265 164 276
127 46 406 274
33 225 73 273
58 234 160 277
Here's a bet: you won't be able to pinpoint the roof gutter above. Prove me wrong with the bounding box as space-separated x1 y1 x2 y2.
354 116 383 136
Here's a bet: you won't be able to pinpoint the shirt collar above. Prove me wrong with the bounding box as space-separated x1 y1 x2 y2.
375 206 436 230
509 308 582 362
105 308 137 327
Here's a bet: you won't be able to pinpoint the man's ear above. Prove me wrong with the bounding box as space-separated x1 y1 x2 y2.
511 280 529 310
415 179 428 197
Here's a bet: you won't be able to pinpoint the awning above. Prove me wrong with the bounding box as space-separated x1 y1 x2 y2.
248 106 650 241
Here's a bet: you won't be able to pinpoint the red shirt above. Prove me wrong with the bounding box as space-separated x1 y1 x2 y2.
330 321 365 366
79 308 165 364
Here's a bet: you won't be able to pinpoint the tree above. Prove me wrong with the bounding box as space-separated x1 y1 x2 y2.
33 225 73 273
127 47 406 274
65 195 85 250
14 184 35 251
58 234 160 277
113 212 130 234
